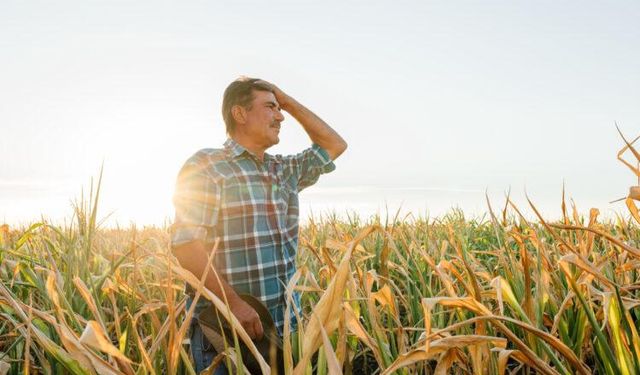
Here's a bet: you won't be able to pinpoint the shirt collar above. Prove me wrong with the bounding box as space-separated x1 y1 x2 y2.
224 138 273 162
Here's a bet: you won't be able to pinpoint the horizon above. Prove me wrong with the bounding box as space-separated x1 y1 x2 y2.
2 179 634 228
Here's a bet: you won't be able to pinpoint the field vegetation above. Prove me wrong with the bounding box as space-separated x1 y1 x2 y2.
2 131 640 374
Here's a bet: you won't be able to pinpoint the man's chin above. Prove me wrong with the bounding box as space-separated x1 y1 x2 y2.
262 136 279 149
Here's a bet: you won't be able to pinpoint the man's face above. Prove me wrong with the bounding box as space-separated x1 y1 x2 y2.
242 90 285 148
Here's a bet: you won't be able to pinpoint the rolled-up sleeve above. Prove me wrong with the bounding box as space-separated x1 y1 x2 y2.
282 144 336 192
170 161 221 248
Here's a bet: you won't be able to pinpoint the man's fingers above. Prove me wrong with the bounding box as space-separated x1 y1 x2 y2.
243 319 256 339
230 298 263 340
247 325 257 340
255 79 273 87
244 316 262 339
254 318 264 340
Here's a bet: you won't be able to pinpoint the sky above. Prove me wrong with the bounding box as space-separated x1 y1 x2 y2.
1 0 640 226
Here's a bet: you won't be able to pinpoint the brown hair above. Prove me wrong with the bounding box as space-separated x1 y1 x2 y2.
222 77 274 135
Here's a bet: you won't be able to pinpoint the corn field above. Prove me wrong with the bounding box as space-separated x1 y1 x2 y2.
2 130 640 374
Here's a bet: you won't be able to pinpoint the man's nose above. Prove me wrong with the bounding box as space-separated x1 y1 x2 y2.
275 109 285 121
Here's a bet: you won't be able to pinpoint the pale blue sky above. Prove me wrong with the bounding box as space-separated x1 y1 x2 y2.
2 1 639 225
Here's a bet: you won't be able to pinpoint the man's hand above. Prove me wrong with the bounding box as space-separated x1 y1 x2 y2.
229 295 264 340
255 79 293 111
171 240 264 340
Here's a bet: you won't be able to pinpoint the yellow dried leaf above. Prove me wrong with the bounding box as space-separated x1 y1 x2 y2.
293 226 376 375
433 335 507 350
132 302 166 323
101 278 117 295
73 277 105 329
325 238 348 252
559 253 616 288
365 270 378 293
371 284 398 317
496 349 532 374
284 268 304 373
383 335 505 375
45 272 63 313
434 349 457 375
343 303 382 364
381 348 438 375
627 197 640 224
490 277 505 315
497 349 514 375
421 298 436 353
129 318 155 374
616 127 640 177
79 321 132 364
0 360 10 375
318 316 342 375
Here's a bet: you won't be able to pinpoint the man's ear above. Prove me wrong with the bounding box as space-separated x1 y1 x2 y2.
231 105 247 125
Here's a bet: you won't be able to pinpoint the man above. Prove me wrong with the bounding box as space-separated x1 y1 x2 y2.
171 77 347 372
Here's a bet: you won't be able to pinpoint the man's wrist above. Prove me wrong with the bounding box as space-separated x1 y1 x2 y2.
280 95 298 113
226 290 243 306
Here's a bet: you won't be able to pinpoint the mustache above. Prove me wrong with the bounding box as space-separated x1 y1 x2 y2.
270 121 281 128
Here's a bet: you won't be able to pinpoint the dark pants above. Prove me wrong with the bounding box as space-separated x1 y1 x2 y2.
189 318 229 374
187 297 228 374
187 298 292 374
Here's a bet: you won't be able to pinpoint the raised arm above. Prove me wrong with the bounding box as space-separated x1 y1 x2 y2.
257 80 348 160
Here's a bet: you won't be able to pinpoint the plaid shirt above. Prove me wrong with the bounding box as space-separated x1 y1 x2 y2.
171 138 336 334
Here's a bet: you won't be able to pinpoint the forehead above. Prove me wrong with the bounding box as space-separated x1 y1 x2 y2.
251 89 277 104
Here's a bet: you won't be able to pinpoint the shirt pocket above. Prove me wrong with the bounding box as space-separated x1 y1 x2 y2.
220 180 254 229
276 180 295 210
